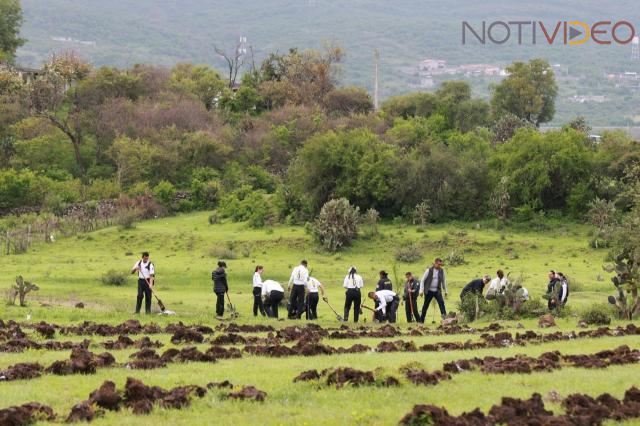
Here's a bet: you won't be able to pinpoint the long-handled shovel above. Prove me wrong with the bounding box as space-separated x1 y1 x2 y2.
322 297 344 321
226 292 239 319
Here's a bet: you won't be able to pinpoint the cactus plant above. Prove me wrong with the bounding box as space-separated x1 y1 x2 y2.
10 275 39 307
604 250 639 320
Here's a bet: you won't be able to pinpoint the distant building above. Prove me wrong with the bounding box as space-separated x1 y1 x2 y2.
568 95 607 104
0 63 44 84
419 59 447 73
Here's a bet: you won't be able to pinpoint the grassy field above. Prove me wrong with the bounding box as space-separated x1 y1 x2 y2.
0 212 639 425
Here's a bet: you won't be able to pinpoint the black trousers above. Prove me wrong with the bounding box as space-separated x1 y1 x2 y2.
306 293 319 320
344 288 361 323
405 294 420 322
388 298 400 323
136 278 152 313
289 285 305 319
253 287 266 317
420 290 447 322
215 291 225 316
265 290 284 318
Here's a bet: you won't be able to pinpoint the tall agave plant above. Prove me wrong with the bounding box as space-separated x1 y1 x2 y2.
604 250 639 320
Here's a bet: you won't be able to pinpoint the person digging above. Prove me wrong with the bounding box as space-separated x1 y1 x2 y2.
212 260 228 319
131 251 155 314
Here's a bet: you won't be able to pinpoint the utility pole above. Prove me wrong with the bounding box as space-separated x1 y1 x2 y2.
374 49 380 111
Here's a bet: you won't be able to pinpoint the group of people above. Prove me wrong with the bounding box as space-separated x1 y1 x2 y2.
129 253 567 321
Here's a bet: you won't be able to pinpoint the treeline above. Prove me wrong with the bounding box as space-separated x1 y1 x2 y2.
0 47 639 228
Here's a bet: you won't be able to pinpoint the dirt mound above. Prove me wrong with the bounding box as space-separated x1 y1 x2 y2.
170 328 204 345
293 370 321 382
89 381 121 411
376 340 418 353
243 344 296 357
0 402 56 425
35 322 56 339
75 302 85 309
161 385 207 409
165 322 213 335
128 349 166 370
0 363 43 381
168 347 216 363
212 333 247 345
404 369 451 386
102 335 162 350
538 314 556 328
221 323 275 333
400 405 487 425
381 376 401 387
338 344 371 354
227 386 266 402
291 341 336 356
207 380 233 389
60 320 161 337
46 348 115 376
65 401 98 423
205 345 242 359
367 324 401 338
326 368 375 388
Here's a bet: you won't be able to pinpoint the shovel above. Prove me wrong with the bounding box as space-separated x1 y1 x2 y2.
226 292 239 319
322 297 344 321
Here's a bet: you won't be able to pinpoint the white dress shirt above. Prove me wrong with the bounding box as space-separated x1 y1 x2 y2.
261 280 284 297
306 277 321 293
289 265 309 286
375 290 397 314
133 260 155 279
487 277 508 294
343 274 364 289
253 272 263 288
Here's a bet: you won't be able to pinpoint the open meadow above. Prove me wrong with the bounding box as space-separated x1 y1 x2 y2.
0 212 639 425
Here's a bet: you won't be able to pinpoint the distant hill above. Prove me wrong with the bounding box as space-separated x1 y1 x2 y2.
16 0 640 126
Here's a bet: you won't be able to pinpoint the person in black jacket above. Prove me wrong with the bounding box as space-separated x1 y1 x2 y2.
376 271 393 291
545 270 560 311
403 272 420 323
212 261 228 318
460 275 491 300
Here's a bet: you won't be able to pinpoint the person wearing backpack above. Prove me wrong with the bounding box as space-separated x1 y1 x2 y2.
131 251 155 314
212 261 228 318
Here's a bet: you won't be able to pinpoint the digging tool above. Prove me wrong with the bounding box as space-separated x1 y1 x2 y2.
150 287 166 312
226 292 239 319
322 297 344 321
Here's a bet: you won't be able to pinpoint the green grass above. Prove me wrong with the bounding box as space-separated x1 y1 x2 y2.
0 212 639 425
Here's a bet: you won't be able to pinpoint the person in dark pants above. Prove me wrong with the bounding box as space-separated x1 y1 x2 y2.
419 258 448 322
343 266 364 323
460 275 491 300
287 260 309 319
369 290 400 323
212 260 228 318
262 279 285 318
131 252 155 314
545 270 561 311
374 270 393 311
305 276 326 320
403 272 420 323
252 265 266 317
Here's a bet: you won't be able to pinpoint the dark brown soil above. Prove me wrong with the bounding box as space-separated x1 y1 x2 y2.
0 402 55 425
293 370 321 382
205 345 242 359
227 386 266 402
169 328 204 344
65 401 98 423
212 333 247 345
325 368 375 388
404 369 451 386
207 380 233 389
34 322 56 339
0 363 43 381
46 348 115 376
89 381 121 411
127 349 166 370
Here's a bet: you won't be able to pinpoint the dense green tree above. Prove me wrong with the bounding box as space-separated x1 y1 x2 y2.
169 63 225 110
0 0 24 63
491 59 558 126
323 86 373 115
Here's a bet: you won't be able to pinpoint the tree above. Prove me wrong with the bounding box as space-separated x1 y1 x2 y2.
323 87 373 115
491 59 558 126
491 112 533 144
108 136 157 186
23 52 92 176
311 198 360 252
0 0 24 63
169 63 225 110
214 41 247 89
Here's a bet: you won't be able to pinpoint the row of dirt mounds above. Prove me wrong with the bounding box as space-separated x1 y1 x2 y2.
0 378 266 424
403 369 451 386
399 386 640 426
1 348 116 382
442 345 639 375
293 367 400 389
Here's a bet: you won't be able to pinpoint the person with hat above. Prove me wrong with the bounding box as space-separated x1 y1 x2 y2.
343 266 364 323
212 260 228 318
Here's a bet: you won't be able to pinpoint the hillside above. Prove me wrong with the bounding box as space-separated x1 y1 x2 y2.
16 0 640 126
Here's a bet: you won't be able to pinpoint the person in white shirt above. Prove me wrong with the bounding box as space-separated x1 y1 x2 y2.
343 266 364 323
262 279 285 318
486 269 508 300
287 260 309 319
368 289 400 323
130 251 155 314
305 276 326 320
252 266 266 317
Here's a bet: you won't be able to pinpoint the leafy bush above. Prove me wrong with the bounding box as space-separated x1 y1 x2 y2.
115 209 138 229
394 244 423 263
209 246 238 260
444 250 466 266
311 198 360 252
580 303 613 325
101 270 128 286
153 180 176 209
208 212 219 224
458 293 488 322
218 186 277 228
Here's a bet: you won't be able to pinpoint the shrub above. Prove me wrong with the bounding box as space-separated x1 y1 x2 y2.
208 212 219 224
101 270 127 286
444 250 466 266
394 244 423 263
311 198 360 252
580 303 613 325
209 246 238 260
115 208 139 229
153 180 176 209
458 293 488 322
